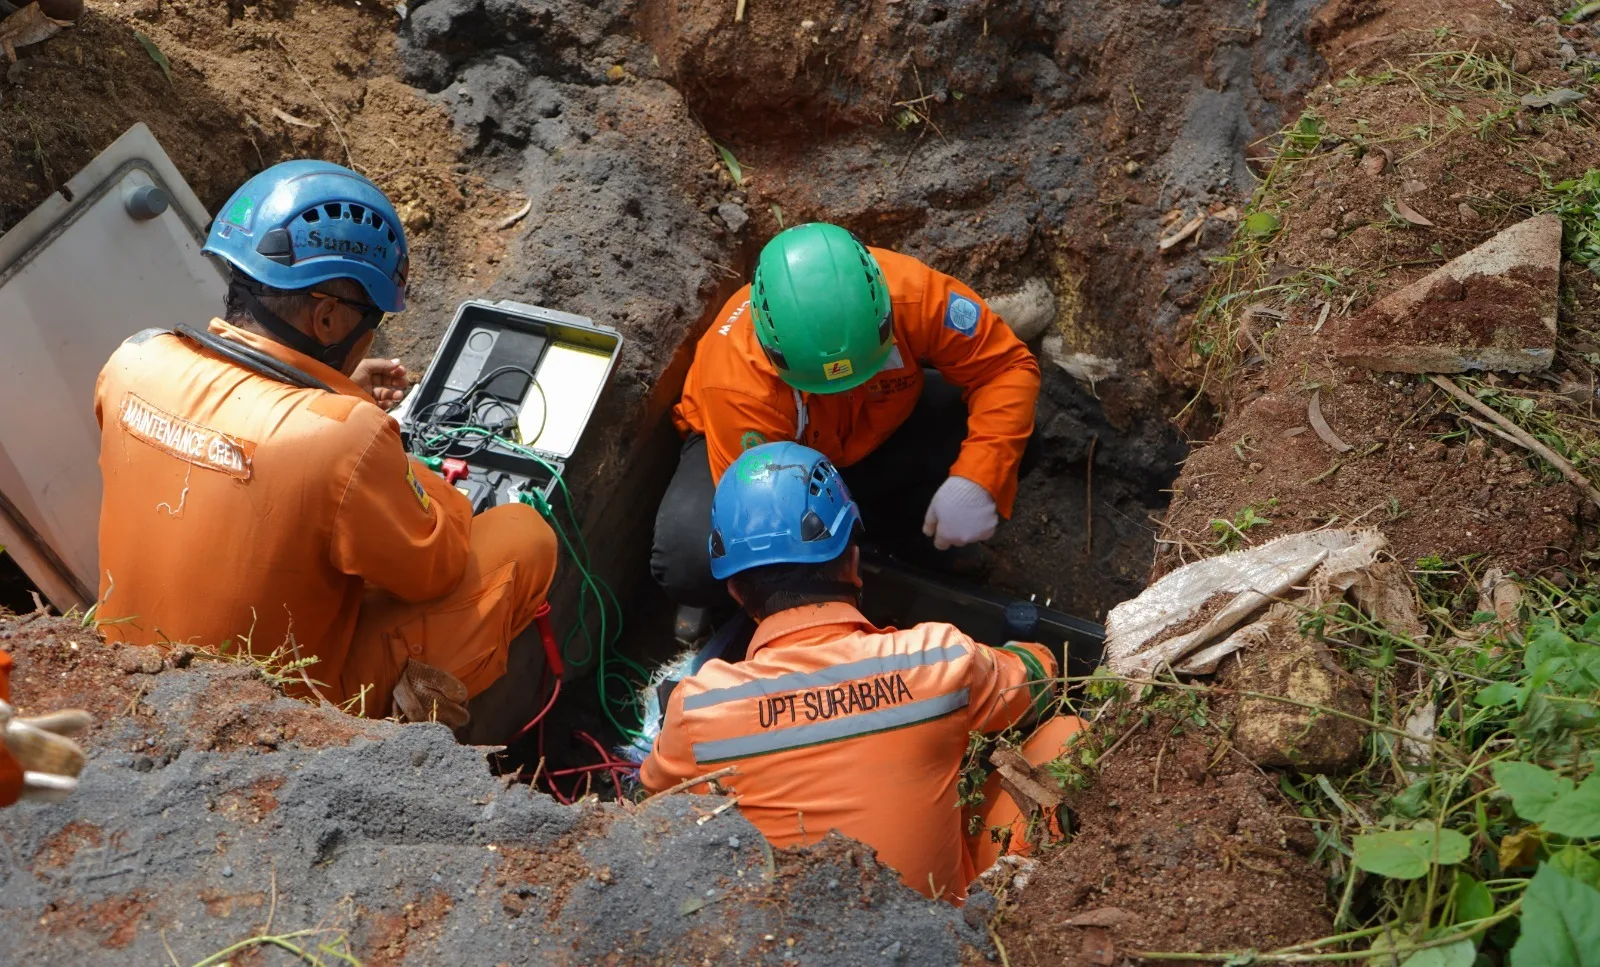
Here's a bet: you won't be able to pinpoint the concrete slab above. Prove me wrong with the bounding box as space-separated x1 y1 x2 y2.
1334 214 1562 373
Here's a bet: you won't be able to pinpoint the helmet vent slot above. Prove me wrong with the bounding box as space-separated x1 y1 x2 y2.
301 208 321 223
800 510 829 542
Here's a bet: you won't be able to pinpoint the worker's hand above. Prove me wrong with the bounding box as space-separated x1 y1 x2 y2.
0 699 91 805
352 358 409 410
922 476 998 550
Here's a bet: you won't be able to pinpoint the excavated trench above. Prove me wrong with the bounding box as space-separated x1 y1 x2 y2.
379 0 1329 749
0 0 1350 960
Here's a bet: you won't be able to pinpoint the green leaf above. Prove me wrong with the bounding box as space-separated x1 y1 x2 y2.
1244 211 1281 237
1551 847 1600 891
1510 864 1600 967
132 30 174 87
712 142 744 185
1542 775 1600 839
1393 779 1433 820
1354 826 1472 880
1475 681 1522 708
1494 761 1574 822
1403 939 1477 967
1453 872 1495 924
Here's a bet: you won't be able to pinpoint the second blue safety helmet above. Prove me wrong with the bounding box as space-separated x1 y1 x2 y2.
708 442 862 580
202 160 409 312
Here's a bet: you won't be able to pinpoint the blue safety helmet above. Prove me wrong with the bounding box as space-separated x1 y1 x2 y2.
202 160 409 312
708 442 862 580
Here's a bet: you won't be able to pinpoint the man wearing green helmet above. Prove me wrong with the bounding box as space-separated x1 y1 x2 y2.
653 222 1041 613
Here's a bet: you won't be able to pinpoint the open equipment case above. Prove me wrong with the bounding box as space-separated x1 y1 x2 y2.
394 300 622 510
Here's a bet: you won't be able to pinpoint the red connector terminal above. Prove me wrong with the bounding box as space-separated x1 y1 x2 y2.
534 602 563 676
441 458 470 485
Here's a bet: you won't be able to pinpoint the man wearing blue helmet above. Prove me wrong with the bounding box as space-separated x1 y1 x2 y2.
94 160 558 728
639 442 1083 903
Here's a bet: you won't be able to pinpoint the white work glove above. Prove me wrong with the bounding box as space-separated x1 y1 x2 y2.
1 699 91 804
922 476 998 550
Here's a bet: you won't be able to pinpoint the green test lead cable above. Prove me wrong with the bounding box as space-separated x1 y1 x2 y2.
416 426 647 739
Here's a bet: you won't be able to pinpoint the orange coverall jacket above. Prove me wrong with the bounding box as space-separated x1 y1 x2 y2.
0 650 19 807
639 602 1057 901
673 249 1041 516
94 320 554 713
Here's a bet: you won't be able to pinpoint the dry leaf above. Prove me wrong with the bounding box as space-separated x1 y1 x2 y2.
1498 829 1540 869
1211 206 1240 222
1393 197 1435 227
1520 88 1585 109
1309 390 1353 453
1158 214 1206 252
1161 208 1184 226
271 107 318 128
1314 300 1332 333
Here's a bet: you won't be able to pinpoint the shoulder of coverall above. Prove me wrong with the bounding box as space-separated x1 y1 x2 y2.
693 284 788 391
742 601 885 660
865 247 940 310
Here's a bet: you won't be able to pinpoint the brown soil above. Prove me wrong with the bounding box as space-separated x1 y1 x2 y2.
0 0 507 345
361 890 455 967
185 670 376 752
210 774 286 825
33 820 106 873
487 802 616 925
1 611 374 752
1159 3 1600 580
995 720 1332 963
39 889 152 949
2 612 148 735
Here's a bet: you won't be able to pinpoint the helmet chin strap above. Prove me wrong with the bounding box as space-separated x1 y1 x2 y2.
231 281 378 372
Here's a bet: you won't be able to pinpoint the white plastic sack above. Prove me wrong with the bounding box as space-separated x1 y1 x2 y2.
1105 528 1387 677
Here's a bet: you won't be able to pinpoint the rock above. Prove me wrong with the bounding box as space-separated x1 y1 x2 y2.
1458 202 1478 222
1230 622 1369 774
1333 214 1562 374
1529 142 1569 165
988 278 1056 341
118 646 165 676
1040 333 1120 385
1360 152 1386 176
1319 228 1337 240
397 201 433 232
716 202 748 233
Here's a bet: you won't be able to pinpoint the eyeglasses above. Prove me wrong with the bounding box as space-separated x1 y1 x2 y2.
309 290 386 328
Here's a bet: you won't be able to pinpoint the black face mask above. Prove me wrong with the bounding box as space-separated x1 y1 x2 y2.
230 281 382 372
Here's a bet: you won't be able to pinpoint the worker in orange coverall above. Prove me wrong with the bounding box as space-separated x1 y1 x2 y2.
94 160 556 727
0 649 91 806
652 223 1041 634
640 443 1083 903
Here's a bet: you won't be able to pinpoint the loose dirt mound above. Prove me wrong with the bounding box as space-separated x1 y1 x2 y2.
0 0 505 328
995 720 1332 963
1158 0 1600 579
0 614 983 964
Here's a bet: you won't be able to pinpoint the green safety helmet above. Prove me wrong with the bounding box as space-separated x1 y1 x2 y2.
749 223 893 394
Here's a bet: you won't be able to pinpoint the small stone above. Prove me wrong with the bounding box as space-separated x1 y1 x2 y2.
727 836 741 849
1530 142 1570 166
1340 210 1363 229
1123 159 1142 176
1458 203 1479 222
1360 152 1387 177
412 751 428 767
221 865 233 878
881 941 904 960
1400 179 1426 196
131 755 154 773
826 878 840 889
1319 228 1337 240
715 202 748 234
